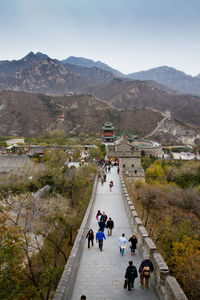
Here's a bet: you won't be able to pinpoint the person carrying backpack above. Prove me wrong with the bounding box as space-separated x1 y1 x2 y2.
124 260 138 291
139 258 154 289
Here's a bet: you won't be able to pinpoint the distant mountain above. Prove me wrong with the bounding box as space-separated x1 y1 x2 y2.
91 78 200 127
128 66 200 96
0 52 49 78
196 74 200 79
0 90 163 137
61 56 125 77
63 63 115 84
1 52 200 130
0 57 94 94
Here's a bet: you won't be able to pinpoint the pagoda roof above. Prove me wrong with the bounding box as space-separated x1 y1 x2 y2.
102 122 115 130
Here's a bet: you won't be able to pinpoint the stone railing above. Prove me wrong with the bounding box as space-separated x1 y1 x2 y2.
53 176 98 300
120 173 188 300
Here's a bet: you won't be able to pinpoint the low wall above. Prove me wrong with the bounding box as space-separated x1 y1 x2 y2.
120 173 188 300
53 176 98 300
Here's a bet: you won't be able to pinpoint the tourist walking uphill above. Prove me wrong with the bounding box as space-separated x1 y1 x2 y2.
106 217 114 236
129 233 138 254
96 229 106 251
139 258 154 289
86 229 94 249
118 233 127 256
71 162 158 300
124 261 138 291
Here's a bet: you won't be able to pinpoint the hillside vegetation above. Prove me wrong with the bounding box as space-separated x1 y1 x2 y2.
126 159 200 300
0 90 162 137
0 148 100 299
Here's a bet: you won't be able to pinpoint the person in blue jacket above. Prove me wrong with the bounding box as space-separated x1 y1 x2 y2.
96 229 106 251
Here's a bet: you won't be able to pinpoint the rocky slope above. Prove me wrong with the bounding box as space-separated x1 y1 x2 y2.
128 66 200 96
0 90 163 137
61 56 124 77
62 63 115 84
1 52 200 130
149 117 199 146
91 79 200 127
0 52 49 78
0 58 93 94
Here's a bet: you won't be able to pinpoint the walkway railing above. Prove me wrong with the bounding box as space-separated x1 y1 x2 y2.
53 176 98 300
120 172 188 300
54 170 188 300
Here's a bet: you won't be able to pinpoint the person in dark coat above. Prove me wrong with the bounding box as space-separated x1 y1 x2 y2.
139 258 154 289
100 212 107 224
106 217 114 236
125 261 138 291
129 233 138 254
99 219 105 232
86 229 94 249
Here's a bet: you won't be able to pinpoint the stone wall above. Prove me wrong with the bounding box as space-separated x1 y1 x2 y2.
120 173 188 300
53 176 98 300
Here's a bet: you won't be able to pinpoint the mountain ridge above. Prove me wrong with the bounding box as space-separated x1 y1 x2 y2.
128 66 200 96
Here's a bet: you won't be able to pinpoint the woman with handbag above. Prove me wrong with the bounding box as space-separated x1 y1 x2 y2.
129 233 138 254
124 261 138 291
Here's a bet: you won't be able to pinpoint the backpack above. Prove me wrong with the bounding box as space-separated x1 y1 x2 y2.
130 266 137 277
127 266 137 279
143 266 150 277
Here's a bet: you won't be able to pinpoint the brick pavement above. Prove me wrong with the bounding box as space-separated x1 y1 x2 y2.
71 166 158 300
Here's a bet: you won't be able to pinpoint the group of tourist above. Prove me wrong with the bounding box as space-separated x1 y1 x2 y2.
86 210 114 251
81 163 154 299
99 159 119 188
85 209 154 294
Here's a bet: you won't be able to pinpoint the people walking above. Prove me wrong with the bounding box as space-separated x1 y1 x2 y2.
103 173 107 182
139 258 154 289
106 217 114 236
109 180 113 191
118 233 127 256
96 229 106 251
101 176 104 186
125 261 138 291
99 219 105 232
97 214 102 225
129 233 138 254
80 295 86 300
96 210 101 220
86 229 94 249
117 166 120 174
100 212 107 224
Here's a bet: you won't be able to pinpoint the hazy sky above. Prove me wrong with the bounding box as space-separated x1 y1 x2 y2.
0 0 200 75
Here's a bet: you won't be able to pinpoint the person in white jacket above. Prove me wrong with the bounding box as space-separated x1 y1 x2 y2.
118 233 127 256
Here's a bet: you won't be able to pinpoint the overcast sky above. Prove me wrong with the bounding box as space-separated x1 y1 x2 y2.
0 0 199 75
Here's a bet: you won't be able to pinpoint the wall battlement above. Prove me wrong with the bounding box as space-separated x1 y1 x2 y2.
120 173 188 300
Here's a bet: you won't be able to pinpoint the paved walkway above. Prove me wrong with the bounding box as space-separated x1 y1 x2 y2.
71 166 158 300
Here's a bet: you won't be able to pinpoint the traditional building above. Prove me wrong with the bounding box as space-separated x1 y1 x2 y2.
107 137 145 181
102 122 115 144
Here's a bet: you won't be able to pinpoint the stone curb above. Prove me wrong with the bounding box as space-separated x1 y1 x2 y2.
119 171 188 300
53 175 98 300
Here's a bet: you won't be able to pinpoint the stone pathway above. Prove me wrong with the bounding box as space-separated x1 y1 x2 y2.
71 166 158 300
